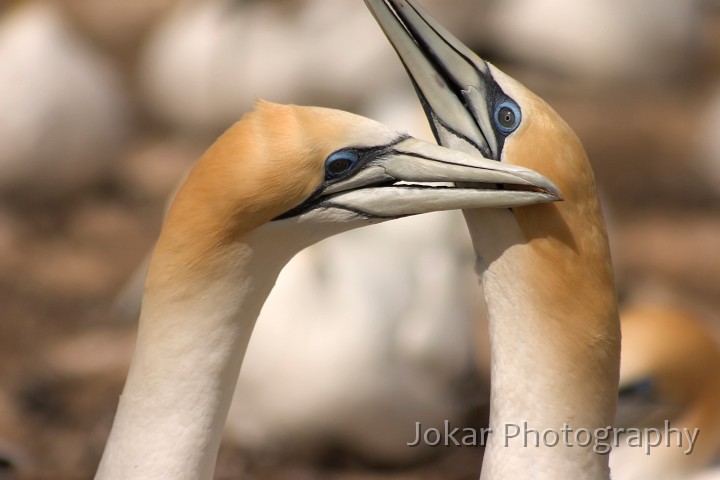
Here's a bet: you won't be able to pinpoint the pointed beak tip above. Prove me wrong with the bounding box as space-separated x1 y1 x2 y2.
512 169 563 202
545 182 564 202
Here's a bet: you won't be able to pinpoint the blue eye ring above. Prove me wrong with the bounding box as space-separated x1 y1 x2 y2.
325 150 359 180
494 100 522 134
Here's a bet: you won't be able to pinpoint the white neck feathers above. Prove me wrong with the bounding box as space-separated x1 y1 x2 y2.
95 233 293 479
467 201 619 480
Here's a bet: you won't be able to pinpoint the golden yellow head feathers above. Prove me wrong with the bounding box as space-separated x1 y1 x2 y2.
620 306 720 407
143 100 559 297
164 101 397 241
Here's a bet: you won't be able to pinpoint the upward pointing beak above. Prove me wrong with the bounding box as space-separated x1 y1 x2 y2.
364 0 504 160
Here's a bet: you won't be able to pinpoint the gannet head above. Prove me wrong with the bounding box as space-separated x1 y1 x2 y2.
146 100 560 294
364 0 614 290
160 100 559 250
362 0 598 205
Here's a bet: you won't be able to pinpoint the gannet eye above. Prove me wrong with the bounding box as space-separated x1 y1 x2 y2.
325 150 359 179
618 378 655 399
494 100 521 134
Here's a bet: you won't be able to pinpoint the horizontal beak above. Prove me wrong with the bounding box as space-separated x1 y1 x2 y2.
364 0 503 159
318 136 560 219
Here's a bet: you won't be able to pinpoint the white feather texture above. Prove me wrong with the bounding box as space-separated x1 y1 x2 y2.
487 0 699 81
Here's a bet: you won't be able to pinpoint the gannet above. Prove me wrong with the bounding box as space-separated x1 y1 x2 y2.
365 1 619 478
94 100 559 479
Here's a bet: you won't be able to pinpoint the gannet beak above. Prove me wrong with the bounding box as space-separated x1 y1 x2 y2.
277 134 560 220
364 0 507 160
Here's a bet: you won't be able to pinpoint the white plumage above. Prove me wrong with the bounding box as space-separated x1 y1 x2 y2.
0 2 129 195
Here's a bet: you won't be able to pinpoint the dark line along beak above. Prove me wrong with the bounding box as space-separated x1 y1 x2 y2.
279 135 560 220
364 0 505 160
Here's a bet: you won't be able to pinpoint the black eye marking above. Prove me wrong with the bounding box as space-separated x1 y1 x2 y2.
618 378 655 399
325 150 359 180
273 136 409 221
494 100 522 135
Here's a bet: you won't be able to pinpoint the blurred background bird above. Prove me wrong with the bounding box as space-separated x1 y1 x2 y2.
0 0 130 198
613 305 720 480
1 0 720 478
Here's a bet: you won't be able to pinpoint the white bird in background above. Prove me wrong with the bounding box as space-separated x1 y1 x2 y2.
367 1 619 478
138 0 398 134
612 305 720 480
137 0 491 136
224 210 482 463
485 0 700 82
95 100 560 479
0 1 129 196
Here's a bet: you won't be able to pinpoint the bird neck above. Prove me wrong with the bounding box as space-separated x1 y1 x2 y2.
466 205 620 480
95 231 296 480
